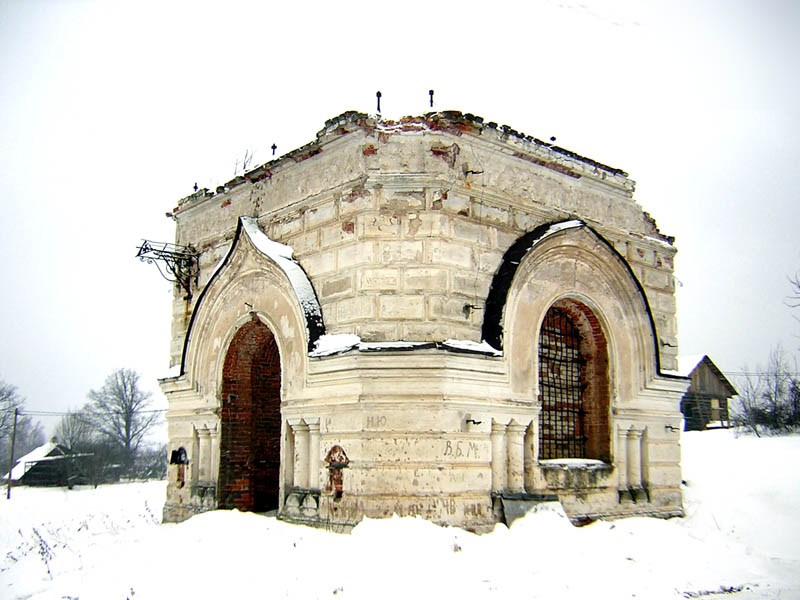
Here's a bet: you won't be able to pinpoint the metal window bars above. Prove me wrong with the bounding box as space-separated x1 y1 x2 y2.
538 308 587 459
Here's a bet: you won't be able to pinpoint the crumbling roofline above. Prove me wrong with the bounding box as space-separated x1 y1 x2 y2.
174 110 631 213
322 110 628 177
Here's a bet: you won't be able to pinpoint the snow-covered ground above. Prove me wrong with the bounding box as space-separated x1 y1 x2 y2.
1 429 798 599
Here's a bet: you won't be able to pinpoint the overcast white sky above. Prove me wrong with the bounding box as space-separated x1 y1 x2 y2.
1 0 798 435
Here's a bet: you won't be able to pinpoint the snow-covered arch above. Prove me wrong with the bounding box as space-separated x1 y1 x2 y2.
180 216 325 404
488 221 662 401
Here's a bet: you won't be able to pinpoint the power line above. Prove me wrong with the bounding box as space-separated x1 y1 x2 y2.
723 371 799 377
0 408 168 417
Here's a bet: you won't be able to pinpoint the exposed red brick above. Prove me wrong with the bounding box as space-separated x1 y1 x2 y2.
218 317 282 512
342 183 368 204
430 142 460 168
292 146 322 163
512 151 581 179
538 299 610 462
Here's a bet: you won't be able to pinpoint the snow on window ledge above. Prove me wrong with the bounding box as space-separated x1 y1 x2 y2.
539 458 610 469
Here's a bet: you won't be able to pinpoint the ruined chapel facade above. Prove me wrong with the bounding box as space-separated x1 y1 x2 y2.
159 111 689 531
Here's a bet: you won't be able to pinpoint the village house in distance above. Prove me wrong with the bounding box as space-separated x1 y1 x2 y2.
156 110 690 531
678 355 738 431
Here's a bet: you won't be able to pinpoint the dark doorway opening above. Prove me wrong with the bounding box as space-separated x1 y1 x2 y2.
218 316 282 512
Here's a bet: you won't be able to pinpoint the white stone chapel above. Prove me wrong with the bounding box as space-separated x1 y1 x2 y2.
158 111 689 531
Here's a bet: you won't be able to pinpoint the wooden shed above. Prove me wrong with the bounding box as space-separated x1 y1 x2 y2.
3 440 90 487
678 355 738 431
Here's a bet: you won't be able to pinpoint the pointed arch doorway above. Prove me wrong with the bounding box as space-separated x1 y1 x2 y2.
218 316 282 512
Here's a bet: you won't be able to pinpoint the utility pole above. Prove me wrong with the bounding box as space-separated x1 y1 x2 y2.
6 408 18 500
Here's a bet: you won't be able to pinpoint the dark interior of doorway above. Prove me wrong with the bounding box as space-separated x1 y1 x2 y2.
218 316 282 512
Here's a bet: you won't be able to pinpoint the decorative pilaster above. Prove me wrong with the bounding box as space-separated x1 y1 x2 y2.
523 421 537 492
293 420 310 489
308 420 321 491
626 427 644 490
617 425 629 491
506 421 526 494
490 421 508 493
640 427 649 488
191 429 200 485
208 426 219 482
197 426 211 482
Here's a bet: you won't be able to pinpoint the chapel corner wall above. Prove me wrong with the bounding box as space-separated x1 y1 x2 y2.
164 123 681 361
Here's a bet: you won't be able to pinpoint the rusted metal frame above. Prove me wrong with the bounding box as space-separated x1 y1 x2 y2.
136 239 199 299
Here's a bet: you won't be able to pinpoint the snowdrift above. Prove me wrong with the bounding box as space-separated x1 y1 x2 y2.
1 429 798 599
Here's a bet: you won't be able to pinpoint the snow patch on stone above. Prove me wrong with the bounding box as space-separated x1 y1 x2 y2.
358 341 431 351
240 217 323 341
240 217 294 259
643 235 675 249
442 339 503 356
541 219 583 238
310 337 503 358
310 333 361 357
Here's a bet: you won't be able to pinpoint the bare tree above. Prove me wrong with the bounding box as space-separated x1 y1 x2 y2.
1 379 46 467
234 148 254 175
86 369 160 476
763 347 793 423
54 410 96 452
734 365 764 436
789 272 800 340
11 419 45 457
54 408 115 485
0 379 23 442
788 272 800 309
734 347 800 434
133 443 168 480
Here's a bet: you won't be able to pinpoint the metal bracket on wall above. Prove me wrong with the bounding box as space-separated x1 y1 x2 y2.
136 240 199 299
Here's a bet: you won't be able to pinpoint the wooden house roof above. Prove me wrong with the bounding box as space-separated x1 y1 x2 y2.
678 355 738 399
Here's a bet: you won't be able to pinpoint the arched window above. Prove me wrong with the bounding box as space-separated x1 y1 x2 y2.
538 299 610 462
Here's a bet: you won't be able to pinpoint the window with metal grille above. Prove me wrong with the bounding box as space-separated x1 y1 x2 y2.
538 307 586 459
